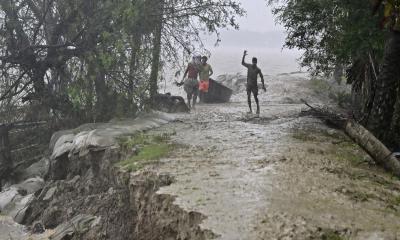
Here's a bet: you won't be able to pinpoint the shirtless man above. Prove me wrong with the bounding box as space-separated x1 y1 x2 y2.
180 55 201 109
242 50 266 115
198 56 213 102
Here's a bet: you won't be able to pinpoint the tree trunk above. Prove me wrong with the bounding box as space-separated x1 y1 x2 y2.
345 120 400 176
367 32 400 147
32 67 47 99
391 88 400 148
128 36 141 102
303 100 400 177
149 0 164 101
88 59 109 122
0 125 11 189
94 69 109 121
333 64 343 85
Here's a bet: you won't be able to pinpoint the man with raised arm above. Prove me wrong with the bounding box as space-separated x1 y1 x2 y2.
242 50 266 115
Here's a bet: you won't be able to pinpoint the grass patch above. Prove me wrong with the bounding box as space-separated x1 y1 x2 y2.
292 129 347 143
118 143 173 171
293 129 366 166
330 137 372 166
322 231 347 240
292 131 318 142
346 190 374 202
335 148 365 165
118 132 173 150
310 228 350 240
117 132 176 172
388 195 400 209
319 130 348 141
292 129 374 177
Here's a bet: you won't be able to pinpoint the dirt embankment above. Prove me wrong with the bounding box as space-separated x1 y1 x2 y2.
24 148 213 240
2 113 215 240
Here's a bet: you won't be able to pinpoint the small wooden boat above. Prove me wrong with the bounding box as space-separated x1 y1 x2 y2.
202 79 233 103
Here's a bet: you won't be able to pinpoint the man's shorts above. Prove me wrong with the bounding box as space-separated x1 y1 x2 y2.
199 80 210 93
246 84 258 96
184 78 199 95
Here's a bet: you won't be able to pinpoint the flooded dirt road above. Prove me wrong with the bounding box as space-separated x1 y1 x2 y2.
154 74 400 239
3 73 399 240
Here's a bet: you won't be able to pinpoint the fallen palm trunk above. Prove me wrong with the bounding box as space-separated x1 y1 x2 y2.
344 120 400 176
302 100 400 177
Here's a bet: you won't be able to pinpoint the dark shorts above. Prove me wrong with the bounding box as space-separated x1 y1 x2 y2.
246 85 258 96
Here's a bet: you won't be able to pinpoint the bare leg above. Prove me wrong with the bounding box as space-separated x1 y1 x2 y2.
199 91 203 103
247 91 252 113
192 90 198 109
187 93 192 109
254 92 260 115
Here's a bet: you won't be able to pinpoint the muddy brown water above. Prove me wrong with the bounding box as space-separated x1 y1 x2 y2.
152 75 400 239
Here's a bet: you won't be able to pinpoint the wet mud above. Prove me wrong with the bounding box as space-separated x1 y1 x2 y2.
151 74 400 239
3 74 399 240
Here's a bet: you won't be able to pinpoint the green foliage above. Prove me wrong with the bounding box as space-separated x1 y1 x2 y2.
0 0 244 124
268 0 386 75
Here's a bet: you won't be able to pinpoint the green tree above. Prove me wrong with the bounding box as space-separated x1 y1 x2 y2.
268 0 384 74
367 0 400 148
267 0 400 148
149 0 244 100
0 0 244 124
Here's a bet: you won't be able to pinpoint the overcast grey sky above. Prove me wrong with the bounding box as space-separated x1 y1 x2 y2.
202 0 302 75
204 0 288 49
237 0 283 32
